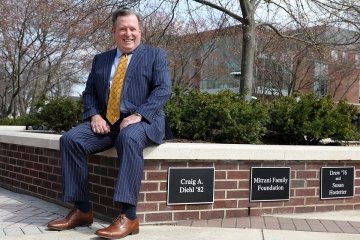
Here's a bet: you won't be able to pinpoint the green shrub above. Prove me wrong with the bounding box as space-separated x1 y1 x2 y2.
0 114 41 127
38 97 82 133
268 94 359 144
165 88 269 143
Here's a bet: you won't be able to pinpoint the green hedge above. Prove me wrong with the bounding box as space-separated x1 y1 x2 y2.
165 88 269 144
1 90 359 144
267 94 360 144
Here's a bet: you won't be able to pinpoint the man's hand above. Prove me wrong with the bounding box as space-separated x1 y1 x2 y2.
120 113 142 130
91 114 110 134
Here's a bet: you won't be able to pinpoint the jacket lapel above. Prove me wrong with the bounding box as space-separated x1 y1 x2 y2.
122 44 146 95
103 49 117 104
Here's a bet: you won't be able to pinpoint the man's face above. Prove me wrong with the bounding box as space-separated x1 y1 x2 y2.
112 14 141 53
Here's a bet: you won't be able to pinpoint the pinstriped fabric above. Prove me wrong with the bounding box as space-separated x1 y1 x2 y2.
60 122 115 202
113 124 151 205
60 121 151 205
61 44 171 207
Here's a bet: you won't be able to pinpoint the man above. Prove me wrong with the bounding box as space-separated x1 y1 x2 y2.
47 8 172 239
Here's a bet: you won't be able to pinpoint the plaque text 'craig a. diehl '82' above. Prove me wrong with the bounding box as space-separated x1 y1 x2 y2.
167 167 214 205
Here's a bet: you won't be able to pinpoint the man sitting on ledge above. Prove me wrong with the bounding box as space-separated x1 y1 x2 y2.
47 7 171 239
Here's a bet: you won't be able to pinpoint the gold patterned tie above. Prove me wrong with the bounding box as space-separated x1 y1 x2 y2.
106 54 128 124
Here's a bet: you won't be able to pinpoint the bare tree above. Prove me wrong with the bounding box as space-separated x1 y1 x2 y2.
0 0 139 118
177 0 360 100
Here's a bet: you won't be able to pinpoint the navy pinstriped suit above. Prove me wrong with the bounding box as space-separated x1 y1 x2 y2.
59 43 172 206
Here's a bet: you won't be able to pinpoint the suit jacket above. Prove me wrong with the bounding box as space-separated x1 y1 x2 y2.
82 44 172 144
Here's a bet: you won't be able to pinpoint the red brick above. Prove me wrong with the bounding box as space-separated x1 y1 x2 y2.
296 170 317 179
272 207 294 214
200 210 224 219
227 190 248 199
145 192 167 202
214 190 226 199
294 188 316 197
174 211 200 220
238 180 249 189
305 196 324 205
39 156 49 164
288 163 305 170
294 206 315 213
91 184 107 195
215 180 237 189
145 212 173 222
140 182 159 192
226 209 248 218
89 174 100 183
284 197 305 206
21 168 29 175
215 171 226 179
101 176 115 187
101 157 116 167
48 157 59 165
52 183 62 191
344 195 360 203
160 162 187 170
146 171 167 181
215 162 238 170
186 204 212 210
137 202 158 212
106 187 115 198
227 170 249 179
213 200 237 209
315 205 335 212
189 161 214 168
306 163 323 170
307 179 320 187
144 161 160 170
92 203 107 213
261 201 283 207
250 208 272 216
20 182 29 190
158 202 186 211
100 196 114 206
335 205 355 211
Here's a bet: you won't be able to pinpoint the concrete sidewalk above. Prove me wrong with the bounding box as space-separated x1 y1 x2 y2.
1 187 360 240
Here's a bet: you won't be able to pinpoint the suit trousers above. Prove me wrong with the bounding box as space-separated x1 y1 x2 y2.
59 117 153 206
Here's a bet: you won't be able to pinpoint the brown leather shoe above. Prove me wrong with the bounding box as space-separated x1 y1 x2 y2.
47 208 93 230
95 214 139 239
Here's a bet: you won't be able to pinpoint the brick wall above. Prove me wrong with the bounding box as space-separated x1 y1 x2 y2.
1 142 360 223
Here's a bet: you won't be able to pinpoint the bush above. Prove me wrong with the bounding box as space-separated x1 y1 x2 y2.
165 88 269 143
37 97 82 133
268 94 359 144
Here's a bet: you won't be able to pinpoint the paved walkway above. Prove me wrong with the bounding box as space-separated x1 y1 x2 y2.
1 187 360 239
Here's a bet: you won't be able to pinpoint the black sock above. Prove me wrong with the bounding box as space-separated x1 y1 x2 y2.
74 201 91 213
121 203 137 220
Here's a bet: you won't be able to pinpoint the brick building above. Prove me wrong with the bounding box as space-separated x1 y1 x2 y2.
167 25 360 105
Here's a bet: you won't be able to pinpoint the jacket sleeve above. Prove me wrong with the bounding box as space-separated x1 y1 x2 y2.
135 48 172 123
82 55 101 121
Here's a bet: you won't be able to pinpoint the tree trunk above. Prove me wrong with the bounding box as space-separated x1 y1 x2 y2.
240 22 256 101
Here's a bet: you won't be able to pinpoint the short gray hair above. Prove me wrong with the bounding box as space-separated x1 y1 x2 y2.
112 8 141 27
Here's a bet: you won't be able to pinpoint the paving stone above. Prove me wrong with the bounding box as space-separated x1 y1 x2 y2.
191 220 207 227
292 218 311 231
320 220 343 233
3 227 25 236
207 219 222 227
21 226 42 235
336 221 359 234
221 218 236 228
236 217 251 228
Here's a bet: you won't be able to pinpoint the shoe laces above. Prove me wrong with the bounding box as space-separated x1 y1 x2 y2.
112 214 126 224
65 208 77 219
